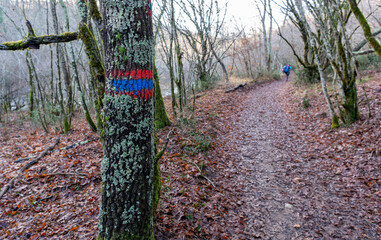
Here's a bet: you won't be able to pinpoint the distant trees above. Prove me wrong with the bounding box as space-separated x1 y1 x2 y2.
0 1 90 132
256 0 273 72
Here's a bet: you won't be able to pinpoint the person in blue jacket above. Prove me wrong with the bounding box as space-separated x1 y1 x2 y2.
282 64 292 81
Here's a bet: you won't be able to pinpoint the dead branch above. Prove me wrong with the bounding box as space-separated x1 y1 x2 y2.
186 159 216 188
14 156 34 163
59 137 99 150
14 137 99 163
155 130 173 162
46 172 87 178
0 138 60 200
225 82 247 93
195 93 207 99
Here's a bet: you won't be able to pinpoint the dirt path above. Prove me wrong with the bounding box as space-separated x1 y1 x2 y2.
234 80 299 239
232 80 381 239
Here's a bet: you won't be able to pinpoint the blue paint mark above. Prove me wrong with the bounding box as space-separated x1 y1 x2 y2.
111 79 153 95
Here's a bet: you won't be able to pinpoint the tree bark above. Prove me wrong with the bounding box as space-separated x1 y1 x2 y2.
59 0 97 132
50 0 73 132
98 0 155 239
347 0 381 56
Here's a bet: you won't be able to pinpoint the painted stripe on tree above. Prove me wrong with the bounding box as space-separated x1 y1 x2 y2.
147 0 152 18
107 69 153 79
106 70 154 99
111 79 153 92
105 89 153 99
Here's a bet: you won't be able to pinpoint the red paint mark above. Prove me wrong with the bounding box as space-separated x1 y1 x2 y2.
147 0 152 18
106 89 153 99
107 69 153 79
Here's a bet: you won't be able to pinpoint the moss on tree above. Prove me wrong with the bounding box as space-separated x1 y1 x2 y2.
347 0 381 57
154 65 171 129
78 22 105 136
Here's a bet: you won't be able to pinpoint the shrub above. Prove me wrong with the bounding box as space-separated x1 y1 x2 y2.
355 53 381 71
302 95 311 109
294 65 320 85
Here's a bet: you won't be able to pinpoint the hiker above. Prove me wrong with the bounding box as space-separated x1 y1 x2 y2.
282 64 292 81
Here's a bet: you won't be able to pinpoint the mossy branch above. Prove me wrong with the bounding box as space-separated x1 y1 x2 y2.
78 23 105 85
353 49 375 56
0 32 79 51
347 0 381 56
88 0 102 24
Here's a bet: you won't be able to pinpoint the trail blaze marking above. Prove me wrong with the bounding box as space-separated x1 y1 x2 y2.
106 70 154 99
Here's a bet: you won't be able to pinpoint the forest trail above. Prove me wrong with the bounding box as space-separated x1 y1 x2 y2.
234 80 299 239
231 79 381 239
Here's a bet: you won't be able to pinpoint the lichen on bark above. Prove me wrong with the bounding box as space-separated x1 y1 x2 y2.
98 0 155 239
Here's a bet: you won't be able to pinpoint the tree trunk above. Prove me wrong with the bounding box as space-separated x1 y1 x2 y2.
169 0 178 117
98 0 155 239
295 0 339 128
347 0 381 56
59 0 97 132
50 0 72 133
78 22 105 137
154 65 171 129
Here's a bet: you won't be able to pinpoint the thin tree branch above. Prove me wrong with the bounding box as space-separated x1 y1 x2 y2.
353 27 381 52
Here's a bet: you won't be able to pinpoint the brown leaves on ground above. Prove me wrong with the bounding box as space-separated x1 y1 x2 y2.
277 73 381 238
155 87 249 239
0 120 102 239
0 73 379 239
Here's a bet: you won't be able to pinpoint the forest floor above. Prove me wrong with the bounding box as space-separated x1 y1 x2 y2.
0 72 380 239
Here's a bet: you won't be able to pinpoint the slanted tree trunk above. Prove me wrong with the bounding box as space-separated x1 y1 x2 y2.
98 0 155 239
347 0 381 56
78 22 105 137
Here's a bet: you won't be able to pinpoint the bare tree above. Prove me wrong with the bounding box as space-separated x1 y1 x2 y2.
177 0 228 88
256 0 273 72
293 0 360 127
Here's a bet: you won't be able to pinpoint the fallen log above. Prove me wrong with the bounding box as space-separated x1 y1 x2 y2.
0 138 60 200
225 82 247 93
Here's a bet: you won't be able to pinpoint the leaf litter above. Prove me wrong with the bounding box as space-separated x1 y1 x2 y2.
0 73 379 239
